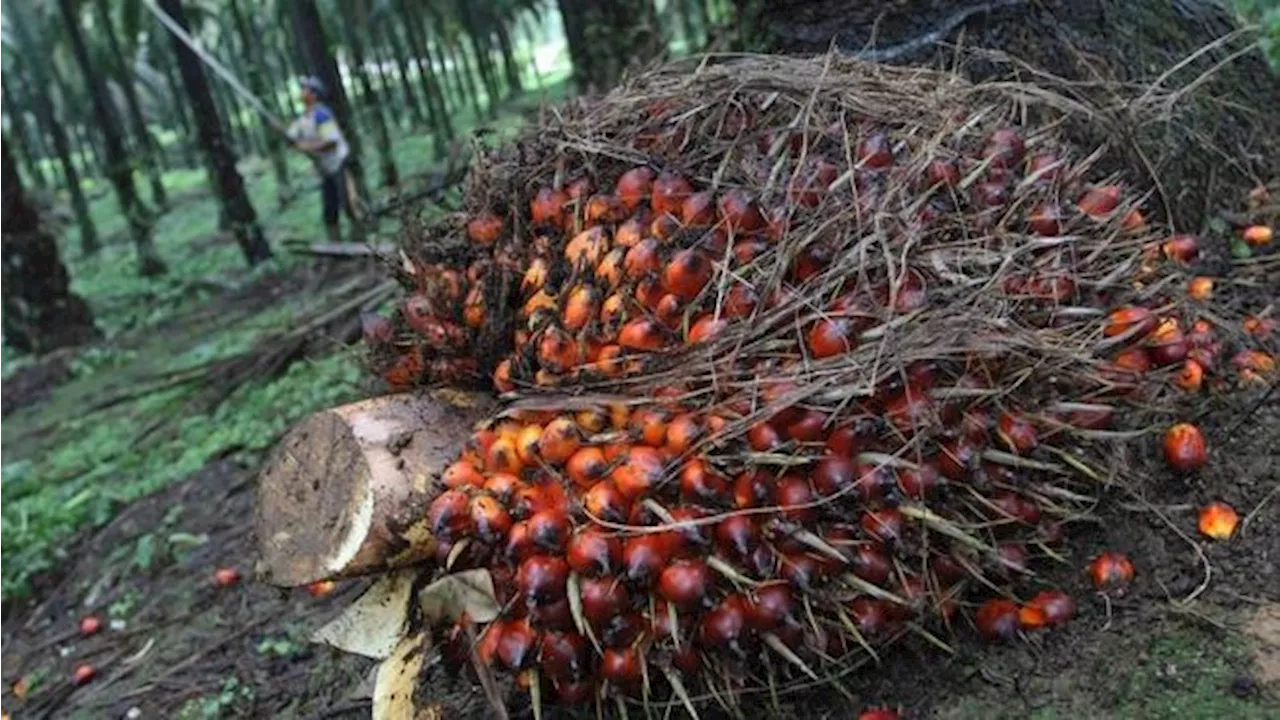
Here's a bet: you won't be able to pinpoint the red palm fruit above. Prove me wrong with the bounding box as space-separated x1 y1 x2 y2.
1024 590 1075 627
428 490 471 540
504 521 535 562
565 227 608 269
655 293 682 329
623 534 671 587
746 582 796 630
884 386 935 436
1089 551 1135 593
518 555 569 604
623 237 662 279
776 474 817 523
611 447 665 501
861 508 905 544
897 463 941 500
470 495 513 544
714 515 759 558
723 282 760 318
851 543 892 586
529 596 575 631
783 408 826 443
926 157 961 187
531 188 569 229
990 492 1042 526
1028 203 1063 236
650 211 682 241
853 459 895 504
527 508 570 551
665 413 703 455
538 418 581 466
825 426 863 458
602 612 646 648
746 421 784 452
1078 185 1122 219
806 318 856 358
780 552 827 590
652 172 693 216
467 212 504 247
562 285 599 333
974 181 1009 208
857 131 893 168
983 127 1025 169
1161 234 1199 263
619 318 667 351
483 473 523 505
601 647 643 689
1026 152 1062 183
848 597 889 639
858 708 902 720
701 595 749 650
567 528 622 577
1164 422 1207 472
975 598 1020 641
812 454 855 497
992 543 1029 579
892 269 929 312
629 407 670 447
937 438 978 481
496 619 539 670
476 620 505 666
538 326 581 373
672 645 701 675
659 559 712 609
685 314 726 344
614 214 647 250
791 242 833 281
997 412 1038 454
664 249 714 303
681 190 716 227
718 190 765 234
566 447 608 488
584 194 624 225
616 167 656 211
669 506 712 551
540 631 592 682
960 408 991 441
733 470 776 508
565 177 595 204
72 663 98 687
1112 347 1152 375
679 459 728 503
579 576 629 627
1104 306 1157 339
443 460 484 489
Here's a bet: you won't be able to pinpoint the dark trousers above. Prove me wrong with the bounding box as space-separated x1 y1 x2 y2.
320 164 357 227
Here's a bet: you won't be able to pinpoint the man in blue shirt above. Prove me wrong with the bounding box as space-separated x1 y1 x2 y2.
287 76 359 243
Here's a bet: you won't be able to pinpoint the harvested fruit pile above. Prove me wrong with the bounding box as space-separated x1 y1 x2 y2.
361 56 1276 713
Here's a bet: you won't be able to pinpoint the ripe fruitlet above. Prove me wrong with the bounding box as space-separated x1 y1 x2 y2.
567 528 621 576
79 615 102 636
652 172 693 215
807 318 856 358
1021 590 1075 628
616 167 656 211
619 318 667 351
601 647 643 688
857 709 902 720
517 554 569 603
531 187 568 228
926 158 960 187
975 598 1020 641
497 619 539 670
984 127 1025 168
1162 234 1199 263
1104 306 1157 338
1088 551 1135 593
306 580 336 598
664 249 714 303
718 190 765 234
1197 501 1238 540
858 131 894 168
1187 276 1213 301
1243 225 1273 247
659 559 711 609
1027 203 1063 236
997 412 1038 454
213 567 241 587
1163 422 1207 472
72 663 97 686
1233 349 1276 375
1174 359 1204 392
1078 185 1122 219
681 191 716 226
467 212 504 247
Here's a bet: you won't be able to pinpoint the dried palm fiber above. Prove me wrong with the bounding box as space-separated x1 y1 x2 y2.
359 54 1274 712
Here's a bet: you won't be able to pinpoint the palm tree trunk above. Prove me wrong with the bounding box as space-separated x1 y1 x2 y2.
520 16 545 90
58 0 165 276
452 38 485 119
369 32 405 130
379 24 426 127
462 32 498 116
2 84 49 190
555 0 663 93
340 20 398 188
228 0 291 205
159 50 199 168
494 22 524 97
399 0 453 147
94 0 168 210
2 144 100 354
8 6 98 254
290 0 367 200
160 0 271 266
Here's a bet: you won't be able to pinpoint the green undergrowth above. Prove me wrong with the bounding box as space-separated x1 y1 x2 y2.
1 77 573 602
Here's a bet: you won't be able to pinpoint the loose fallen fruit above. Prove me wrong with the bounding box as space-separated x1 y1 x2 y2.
1187 276 1213 301
1021 590 1075 628
1163 422 1207 472
1197 501 1239 540
213 567 242 587
975 597 1021 640
306 580 336 598
72 664 97 686
1243 225 1273 247
12 676 30 700
1173 359 1203 392
857 709 902 720
1088 551 1135 593
80 615 102 636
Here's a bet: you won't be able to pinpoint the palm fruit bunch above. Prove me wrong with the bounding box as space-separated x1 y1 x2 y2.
365 56 1275 712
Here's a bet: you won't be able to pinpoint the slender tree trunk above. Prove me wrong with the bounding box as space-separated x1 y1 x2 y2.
370 31 405 129
274 41 303 119
494 22 524 97
460 32 497 117
340 21 398 187
2 84 48 189
160 51 199 168
438 37 467 112
2 144 100 354
420 41 456 139
399 1 453 147
160 0 272 266
290 0 367 200
94 0 168 210
58 0 165 276
452 39 485 119
521 16 545 90
228 0 291 206
9 8 99 255
379 24 426 127
555 0 663 93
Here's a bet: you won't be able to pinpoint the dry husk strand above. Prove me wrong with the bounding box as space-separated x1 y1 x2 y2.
364 54 1274 714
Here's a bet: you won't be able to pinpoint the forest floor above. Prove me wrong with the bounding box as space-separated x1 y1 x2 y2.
3 81 1279 719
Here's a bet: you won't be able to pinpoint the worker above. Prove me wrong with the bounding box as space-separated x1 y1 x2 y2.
287 76 361 243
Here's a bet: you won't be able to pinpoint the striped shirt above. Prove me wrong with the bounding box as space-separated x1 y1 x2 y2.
287 103 349 176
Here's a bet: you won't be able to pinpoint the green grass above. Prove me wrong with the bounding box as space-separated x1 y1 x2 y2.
1 73 572 602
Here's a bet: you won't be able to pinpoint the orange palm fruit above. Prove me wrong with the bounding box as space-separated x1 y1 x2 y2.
688 314 729 344
1187 276 1213 300
1197 501 1238 540
619 318 667 351
584 194 625 225
485 435 524 475
1174 359 1203 392
443 460 485 489
492 358 515 393
515 424 543 465
538 417 581 465
663 249 714 303
538 326 581 373
614 211 650 248
629 407 671 447
681 191 716 227
467 212 504 247
575 408 608 434
565 227 609 267
623 238 662 279
655 293 682 329
665 413 703 455
562 284 600 332
652 172 693 216
1104 306 1157 338
596 247 626 288
1243 225 1273 247
595 344 626 377
615 167 656 212
1077 185 1122 219
521 258 550 297
566 447 608 488
463 286 486 328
